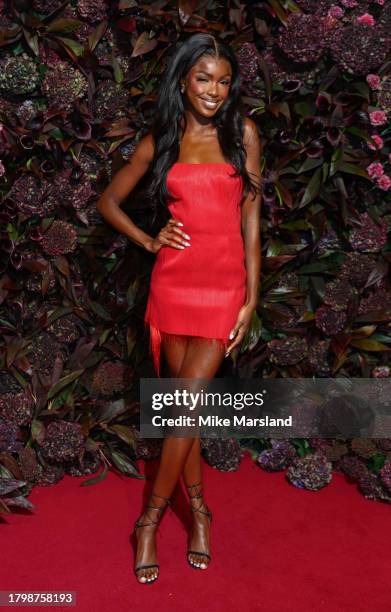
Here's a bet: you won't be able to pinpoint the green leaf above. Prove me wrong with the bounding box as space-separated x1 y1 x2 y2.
46 18 82 33
57 36 84 56
350 339 391 352
81 464 108 486
338 162 369 180
89 300 112 321
110 54 124 84
110 450 142 477
47 369 84 399
298 167 322 208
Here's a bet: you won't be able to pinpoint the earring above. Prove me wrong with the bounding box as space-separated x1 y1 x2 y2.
180 83 185 93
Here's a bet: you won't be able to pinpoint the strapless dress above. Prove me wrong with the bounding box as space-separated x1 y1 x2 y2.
144 162 247 376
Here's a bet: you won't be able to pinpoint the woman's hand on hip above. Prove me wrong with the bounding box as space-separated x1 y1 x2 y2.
225 303 256 357
150 218 191 253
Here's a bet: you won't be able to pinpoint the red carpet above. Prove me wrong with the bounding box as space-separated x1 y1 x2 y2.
1 453 389 611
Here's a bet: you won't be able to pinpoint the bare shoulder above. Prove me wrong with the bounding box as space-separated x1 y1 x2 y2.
128 132 155 167
243 117 261 150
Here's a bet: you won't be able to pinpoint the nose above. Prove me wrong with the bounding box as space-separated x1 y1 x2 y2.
207 82 218 97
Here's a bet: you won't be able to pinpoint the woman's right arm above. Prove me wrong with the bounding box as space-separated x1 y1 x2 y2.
96 133 189 253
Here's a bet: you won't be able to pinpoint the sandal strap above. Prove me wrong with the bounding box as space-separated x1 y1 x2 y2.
186 482 212 519
135 563 159 571
134 491 171 529
187 550 211 560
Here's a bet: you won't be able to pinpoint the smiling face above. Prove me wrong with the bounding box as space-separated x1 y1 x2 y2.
180 54 232 117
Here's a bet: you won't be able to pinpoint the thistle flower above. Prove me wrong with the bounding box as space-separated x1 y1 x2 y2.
349 213 388 253
277 13 328 64
267 336 308 366
0 56 39 96
201 438 242 472
40 420 85 462
286 452 333 491
315 305 347 335
41 221 78 257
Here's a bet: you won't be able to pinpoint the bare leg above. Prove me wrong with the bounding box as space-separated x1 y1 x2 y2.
134 336 225 581
178 339 226 569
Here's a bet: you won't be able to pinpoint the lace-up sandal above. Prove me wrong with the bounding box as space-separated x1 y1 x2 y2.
131 492 171 584
186 481 212 569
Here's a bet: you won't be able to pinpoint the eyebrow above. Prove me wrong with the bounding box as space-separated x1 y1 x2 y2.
195 70 232 78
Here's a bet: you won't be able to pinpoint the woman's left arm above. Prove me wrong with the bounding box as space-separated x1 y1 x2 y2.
226 118 262 356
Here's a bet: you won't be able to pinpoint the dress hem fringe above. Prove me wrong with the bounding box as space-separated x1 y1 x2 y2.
144 317 229 378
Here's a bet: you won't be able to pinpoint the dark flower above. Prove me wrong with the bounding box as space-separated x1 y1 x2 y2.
91 361 133 397
201 438 242 472
286 452 333 490
39 420 85 462
339 252 377 289
41 221 78 256
349 213 388 253
308 339 332 376
42 62 88 112
0 56 39 96
330 22 390 75
77 0 108 22
0 417 23 453
323 279 357 311
267 336 308 366
257 440 296 471
315 305 347 335
235 42 259 82
277 13 328 64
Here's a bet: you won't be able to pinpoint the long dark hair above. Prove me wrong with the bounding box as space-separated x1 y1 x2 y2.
145 33 262 222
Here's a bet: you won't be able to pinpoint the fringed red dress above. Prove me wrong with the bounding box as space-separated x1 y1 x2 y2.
144 162 247 376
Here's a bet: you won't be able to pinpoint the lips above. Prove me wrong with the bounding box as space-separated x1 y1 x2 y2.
201 99 219 109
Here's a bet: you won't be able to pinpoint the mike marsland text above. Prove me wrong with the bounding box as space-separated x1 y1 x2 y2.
151 414 293 427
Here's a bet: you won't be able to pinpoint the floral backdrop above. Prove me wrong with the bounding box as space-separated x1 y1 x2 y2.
1 0 391 514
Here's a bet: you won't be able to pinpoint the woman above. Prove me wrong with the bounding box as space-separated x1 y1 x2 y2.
97 32 262 584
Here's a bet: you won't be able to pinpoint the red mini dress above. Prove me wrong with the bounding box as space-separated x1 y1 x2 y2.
144 162 247 376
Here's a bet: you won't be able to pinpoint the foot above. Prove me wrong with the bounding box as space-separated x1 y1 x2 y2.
188 502 212 569
186 482 212 569
134 509 160 583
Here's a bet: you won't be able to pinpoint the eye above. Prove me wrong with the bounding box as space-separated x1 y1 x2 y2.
196 77 208 82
